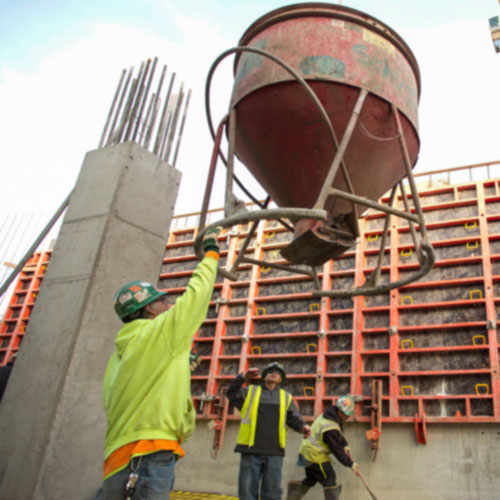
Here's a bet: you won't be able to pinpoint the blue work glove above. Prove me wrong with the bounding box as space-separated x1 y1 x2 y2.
202 226 222 254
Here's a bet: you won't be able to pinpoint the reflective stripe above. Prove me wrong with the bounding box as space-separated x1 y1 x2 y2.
237 386 293 449
319 462 327 478
241 385 258 425
278 389 292 448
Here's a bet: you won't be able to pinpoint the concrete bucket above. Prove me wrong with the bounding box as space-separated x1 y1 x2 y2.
199 2 434 296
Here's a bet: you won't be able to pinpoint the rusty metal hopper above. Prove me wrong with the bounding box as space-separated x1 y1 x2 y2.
197 2 434 297
230 3 420 265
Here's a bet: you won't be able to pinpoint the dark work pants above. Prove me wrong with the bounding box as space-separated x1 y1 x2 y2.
301 462 337 488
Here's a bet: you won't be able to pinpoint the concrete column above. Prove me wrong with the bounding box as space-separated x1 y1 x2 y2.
0 142 181 500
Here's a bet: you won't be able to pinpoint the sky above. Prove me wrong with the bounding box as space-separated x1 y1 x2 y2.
1 0 500 221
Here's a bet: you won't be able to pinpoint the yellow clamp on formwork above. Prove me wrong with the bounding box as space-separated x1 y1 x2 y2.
475 383 490 395
303 386 315 397
260 266 271 274
32 292 37 299
251 346 262 355
466 241 479 250
309 303 321 313
469 289 483 300
472 335 486 346
256 307 266 316
269 250 280 260
306 343 318 353
401 339 414 350
400 296 413 306
265 232 276 240
41 265 47 272
367 234 379 242
400 248 413 257
401 385 414 396
465 221 477 230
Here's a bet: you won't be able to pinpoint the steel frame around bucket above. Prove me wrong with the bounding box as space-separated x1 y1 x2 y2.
195 46 435 297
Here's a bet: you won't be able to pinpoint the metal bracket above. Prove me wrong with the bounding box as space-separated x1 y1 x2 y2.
215 297 230 313
388 326 398 336
199 392 217 412
365 379 382 461
241 334 249 343
415 412 427 445
487 319 497 330
318 329 326 339
226 229 239 245
210 387 229 459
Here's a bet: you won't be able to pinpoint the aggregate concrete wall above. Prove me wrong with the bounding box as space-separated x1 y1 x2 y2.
0 142 181 500
176 420 500 500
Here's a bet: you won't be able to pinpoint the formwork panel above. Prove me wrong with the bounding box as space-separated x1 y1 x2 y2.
397 328 488 348
332 255 355 271
4 177 500 426
399 262 483 282
250 336 318 354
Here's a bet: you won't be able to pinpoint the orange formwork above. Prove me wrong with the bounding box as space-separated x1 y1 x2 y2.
0 250 51 365
2 171 500 430
164 176 500 427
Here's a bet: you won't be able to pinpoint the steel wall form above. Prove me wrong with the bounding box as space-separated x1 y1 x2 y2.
0 251 51 362
163 178 500 425
2 178 500 425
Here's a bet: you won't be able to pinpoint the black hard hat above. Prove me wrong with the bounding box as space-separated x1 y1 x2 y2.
261 361 286 382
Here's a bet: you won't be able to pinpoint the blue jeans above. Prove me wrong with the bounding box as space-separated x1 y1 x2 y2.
238 454 284 500
102 451 176 500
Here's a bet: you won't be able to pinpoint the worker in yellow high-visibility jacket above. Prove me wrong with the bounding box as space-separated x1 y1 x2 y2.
226 362 311 500
99 227 221 500
287 395 360 500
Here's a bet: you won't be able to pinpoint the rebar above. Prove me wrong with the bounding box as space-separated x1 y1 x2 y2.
154 72 176 155
0 192 73 298
144 65 167 148
98 60 190 161
99 69 126 148
164 84 185 162
132 57 157 142
172 88 191 167
105 67 133 147
123 60 148 142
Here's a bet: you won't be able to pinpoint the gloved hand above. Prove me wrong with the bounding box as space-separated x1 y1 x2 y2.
351 462 360 475
344 446 352 459
189 346 200 372
202 226 222 254
302 425 311 439
244 367 260 381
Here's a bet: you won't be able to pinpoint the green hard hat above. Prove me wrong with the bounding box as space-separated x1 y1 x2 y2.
261 361 286 382
336 395 355 416
113 280 167 321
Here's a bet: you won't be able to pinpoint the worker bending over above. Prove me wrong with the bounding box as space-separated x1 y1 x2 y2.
100 227 222 500
287 395 360 500
226 362 311 500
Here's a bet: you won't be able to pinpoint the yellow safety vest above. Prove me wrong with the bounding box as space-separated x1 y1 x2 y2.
236 385 292 448
299 414 341 464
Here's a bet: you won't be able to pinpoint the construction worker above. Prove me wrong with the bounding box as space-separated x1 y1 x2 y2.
287 395 360 500
226 361 311 500
99 226 222 500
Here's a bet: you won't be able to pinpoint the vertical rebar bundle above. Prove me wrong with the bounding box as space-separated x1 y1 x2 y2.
98 58 191 166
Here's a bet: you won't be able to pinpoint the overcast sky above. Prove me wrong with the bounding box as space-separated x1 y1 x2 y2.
2 0 500 218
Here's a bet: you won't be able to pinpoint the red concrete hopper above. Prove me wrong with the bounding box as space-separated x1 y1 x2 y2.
230 3 421 265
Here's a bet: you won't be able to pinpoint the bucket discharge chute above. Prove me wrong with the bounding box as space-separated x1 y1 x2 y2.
196 3 435 297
